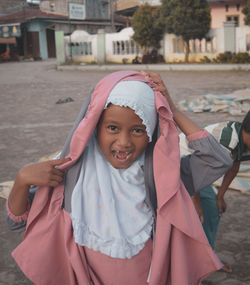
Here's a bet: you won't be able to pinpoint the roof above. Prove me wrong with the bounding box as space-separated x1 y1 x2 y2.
115 6 139 17
0 6 125 28
0 7 67 24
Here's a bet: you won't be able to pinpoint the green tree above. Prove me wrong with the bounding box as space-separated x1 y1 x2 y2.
242 0 250 25
160 0 211 62
131 4 165 54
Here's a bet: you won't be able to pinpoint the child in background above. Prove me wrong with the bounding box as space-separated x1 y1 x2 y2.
190 111 250 273
6 71 232 285
148 64 250 273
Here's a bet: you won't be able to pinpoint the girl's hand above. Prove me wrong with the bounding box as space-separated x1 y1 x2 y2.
141 71 176 111
17 158 71 188
142 71 169 97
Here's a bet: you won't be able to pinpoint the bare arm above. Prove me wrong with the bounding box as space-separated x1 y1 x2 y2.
8 158 70 216
216 160 240 215
142 71 201 135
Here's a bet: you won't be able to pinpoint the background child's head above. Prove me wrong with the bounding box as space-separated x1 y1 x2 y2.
242 111 250 150
97 81 156 169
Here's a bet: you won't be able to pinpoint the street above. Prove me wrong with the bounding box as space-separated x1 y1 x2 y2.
0 60 250 285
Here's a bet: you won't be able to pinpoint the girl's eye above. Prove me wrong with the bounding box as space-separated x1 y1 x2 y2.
132 128 145 134
107 125 118 131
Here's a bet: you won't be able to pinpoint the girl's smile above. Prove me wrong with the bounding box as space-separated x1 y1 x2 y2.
112 150 132 162
97 104 149 169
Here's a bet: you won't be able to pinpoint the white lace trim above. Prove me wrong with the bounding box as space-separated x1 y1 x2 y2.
71 210 153 259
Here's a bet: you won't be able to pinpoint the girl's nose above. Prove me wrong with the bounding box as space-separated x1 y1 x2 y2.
117 132 132 148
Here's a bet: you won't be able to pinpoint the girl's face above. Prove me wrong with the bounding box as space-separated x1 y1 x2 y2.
97 104 149 169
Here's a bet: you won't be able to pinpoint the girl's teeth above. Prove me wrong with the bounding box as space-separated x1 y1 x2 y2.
114 151 129 160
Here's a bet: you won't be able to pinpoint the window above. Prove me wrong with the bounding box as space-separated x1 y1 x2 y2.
236 4 240 11
225 4 229 12
173 37 184 53
226 15 239 26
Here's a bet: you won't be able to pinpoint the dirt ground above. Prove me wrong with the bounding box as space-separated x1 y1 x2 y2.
0 60 250 285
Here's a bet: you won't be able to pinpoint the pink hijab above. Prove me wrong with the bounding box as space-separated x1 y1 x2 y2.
12 71 222 285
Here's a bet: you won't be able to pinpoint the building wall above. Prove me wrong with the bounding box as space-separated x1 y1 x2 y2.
209 0 247 28
40 0 110 19
115 0 247 29
40 0 84 16
236 25 250 52
26 20 51 59
0 0 25 15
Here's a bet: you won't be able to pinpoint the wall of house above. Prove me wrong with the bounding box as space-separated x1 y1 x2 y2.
40 0 85 16
40 0 110 19
209 0 247 28
0 0 25 16
236 25 250 52
26 21 49 59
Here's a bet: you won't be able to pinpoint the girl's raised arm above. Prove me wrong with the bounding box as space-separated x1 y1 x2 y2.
8 158 70 216
142 71 201 135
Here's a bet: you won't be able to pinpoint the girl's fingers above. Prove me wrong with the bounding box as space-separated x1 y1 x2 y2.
46 175 64 187
50 157 71 167
50 174 64 184
52 168 65 177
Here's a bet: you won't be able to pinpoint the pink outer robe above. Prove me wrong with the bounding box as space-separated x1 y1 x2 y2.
11 71 222 285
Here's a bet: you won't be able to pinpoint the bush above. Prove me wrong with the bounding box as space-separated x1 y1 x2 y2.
200 52 250 64
141 49 165 64
214 51 233 63
200 56 212 63
231 52 250 63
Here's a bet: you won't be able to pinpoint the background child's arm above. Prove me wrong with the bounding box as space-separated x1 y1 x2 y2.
142 71 201 135
191 193 204 224
8 158 69 216
216 160 240 215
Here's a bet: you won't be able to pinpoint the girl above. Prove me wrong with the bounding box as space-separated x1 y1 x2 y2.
6 71 232 285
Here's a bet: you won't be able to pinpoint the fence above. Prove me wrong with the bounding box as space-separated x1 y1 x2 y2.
64 25 250 64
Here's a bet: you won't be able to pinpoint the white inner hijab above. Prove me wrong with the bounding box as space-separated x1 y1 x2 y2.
71 81 156 259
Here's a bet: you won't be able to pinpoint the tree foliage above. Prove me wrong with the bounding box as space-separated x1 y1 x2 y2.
131 4 165 54
242 0 250 25
160 0 211 62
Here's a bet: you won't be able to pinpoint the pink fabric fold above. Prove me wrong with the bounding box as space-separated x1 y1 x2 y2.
11 70 222 285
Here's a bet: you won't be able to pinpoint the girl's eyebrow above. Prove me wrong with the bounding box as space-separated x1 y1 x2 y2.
132 124 146 128
104 120 119 124
104 120 145 129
